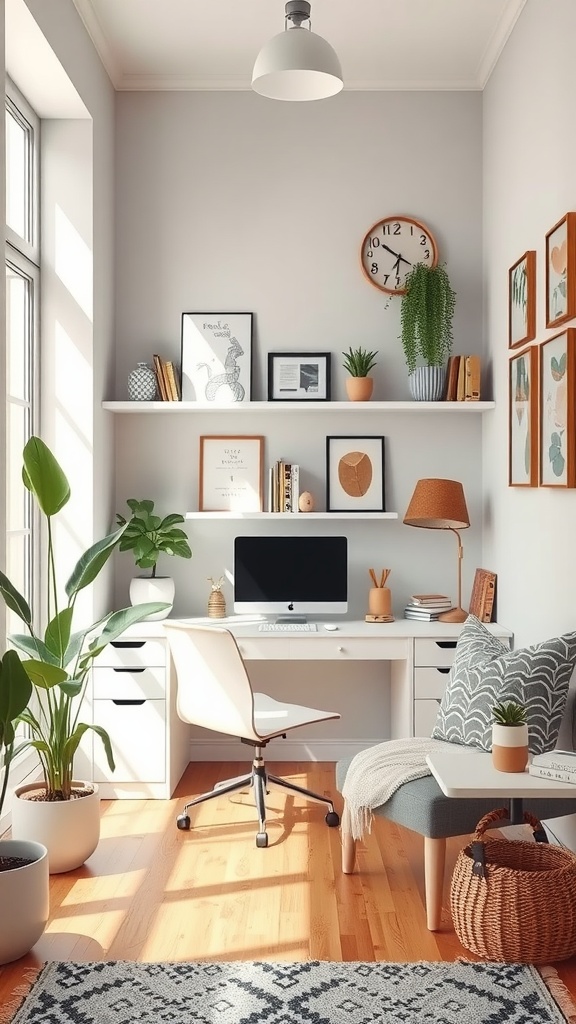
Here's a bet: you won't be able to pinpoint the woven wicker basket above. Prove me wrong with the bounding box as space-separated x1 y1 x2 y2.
450 807 576 963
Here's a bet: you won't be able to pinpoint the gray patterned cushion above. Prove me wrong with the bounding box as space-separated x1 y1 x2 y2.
432 615 576 754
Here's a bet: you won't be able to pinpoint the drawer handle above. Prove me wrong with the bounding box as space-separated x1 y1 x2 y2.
436 667 451 675
112 699 146 706
435 641 457 650
111 667 145 674
111 641 146 649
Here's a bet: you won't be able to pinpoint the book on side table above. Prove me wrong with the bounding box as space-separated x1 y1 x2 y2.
529 750 576 784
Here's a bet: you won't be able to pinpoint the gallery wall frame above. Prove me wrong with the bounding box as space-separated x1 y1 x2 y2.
545 213 576 330
538 328 576 488
267 352 331 401
181 312 253 404
508 345 538 487
199 435 264 512
326 435 386 512
508 250 536 349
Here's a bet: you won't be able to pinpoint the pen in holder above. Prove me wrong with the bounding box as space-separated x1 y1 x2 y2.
366 568 394 622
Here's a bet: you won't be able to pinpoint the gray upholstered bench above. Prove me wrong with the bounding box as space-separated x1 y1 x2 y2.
336 754 576 930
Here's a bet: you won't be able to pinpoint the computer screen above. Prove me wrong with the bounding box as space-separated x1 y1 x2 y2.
233 535 348 617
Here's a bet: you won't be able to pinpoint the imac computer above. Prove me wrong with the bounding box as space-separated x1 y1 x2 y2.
233 535 348 620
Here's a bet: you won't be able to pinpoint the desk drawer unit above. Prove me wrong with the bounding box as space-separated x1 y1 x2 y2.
289 637 408 660
413 638 457 737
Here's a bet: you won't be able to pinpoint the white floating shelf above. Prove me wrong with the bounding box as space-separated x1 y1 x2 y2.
102 400 495 413
185 511 399 520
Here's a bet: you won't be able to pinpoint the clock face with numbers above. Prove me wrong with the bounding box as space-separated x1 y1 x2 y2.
360 216 439 295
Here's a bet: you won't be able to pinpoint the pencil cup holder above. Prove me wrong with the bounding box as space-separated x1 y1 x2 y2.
368 587 391 617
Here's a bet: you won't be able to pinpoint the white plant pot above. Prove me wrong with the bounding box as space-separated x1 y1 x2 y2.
492 722 529 773
129 576 175 619
0 839 49 964
11 781 100 874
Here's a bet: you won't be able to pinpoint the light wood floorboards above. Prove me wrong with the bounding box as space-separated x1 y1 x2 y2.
2 761 576 1004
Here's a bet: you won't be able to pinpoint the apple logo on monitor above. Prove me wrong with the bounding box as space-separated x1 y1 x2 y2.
288 602 294 610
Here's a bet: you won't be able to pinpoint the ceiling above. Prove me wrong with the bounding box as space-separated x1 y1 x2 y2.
70 0 527 93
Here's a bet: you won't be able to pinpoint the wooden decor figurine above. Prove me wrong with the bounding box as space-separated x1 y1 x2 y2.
207 576 226 618
366 568 394 622
298 491 315 512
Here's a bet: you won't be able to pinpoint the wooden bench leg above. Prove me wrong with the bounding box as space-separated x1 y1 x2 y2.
424 836 446 931
342 831 357 874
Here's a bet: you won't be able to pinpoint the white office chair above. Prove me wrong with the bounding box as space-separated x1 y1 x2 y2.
163 621 341 847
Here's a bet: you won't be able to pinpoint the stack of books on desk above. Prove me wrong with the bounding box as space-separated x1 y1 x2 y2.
404 594 452 621
528 750 576 784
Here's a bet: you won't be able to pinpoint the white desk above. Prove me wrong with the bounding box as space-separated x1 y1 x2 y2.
89 618 512 799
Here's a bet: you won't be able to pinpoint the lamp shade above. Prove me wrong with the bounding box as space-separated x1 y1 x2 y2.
252 27 343 101
403 478 470 530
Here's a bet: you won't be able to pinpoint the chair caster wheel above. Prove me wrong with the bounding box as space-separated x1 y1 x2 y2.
256 832 268 848
325 811 340 827
176 814 191 831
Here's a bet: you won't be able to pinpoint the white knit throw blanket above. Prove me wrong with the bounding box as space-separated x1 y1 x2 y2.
341 737 476 841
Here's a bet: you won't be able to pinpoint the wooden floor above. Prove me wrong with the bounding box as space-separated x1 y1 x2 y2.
2 761 576 1006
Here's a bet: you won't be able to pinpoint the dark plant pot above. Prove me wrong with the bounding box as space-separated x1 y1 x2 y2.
408 366 446 401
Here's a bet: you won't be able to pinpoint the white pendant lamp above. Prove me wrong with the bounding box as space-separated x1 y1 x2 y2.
252 1 343 102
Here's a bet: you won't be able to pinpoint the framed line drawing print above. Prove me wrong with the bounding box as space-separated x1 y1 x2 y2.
509 346 538 487
509 251 536 349
181 312 253 404
199 435 264 512
326 436 385 512
546 213 576 329
267 352 331 401
539 329 576 488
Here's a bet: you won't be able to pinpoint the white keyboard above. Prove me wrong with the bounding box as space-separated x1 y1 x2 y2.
258 622 318 632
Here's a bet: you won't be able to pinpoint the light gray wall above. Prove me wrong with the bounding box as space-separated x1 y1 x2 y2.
113 90 486 625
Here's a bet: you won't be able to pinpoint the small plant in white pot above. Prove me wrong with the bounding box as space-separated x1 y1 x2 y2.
491 700 529 773
0 649 49 964
116 498 192 619
342 346 378 401
0 437 167 874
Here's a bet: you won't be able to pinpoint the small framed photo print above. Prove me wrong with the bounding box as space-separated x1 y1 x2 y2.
546 213 576 329
326 435 385 512
199 435 264 512
267 351 331 401
508 251 536 349
509 346 538 487
181 312 253 404
539 329 576 488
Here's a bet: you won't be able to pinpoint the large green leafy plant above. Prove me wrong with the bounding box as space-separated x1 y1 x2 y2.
0 437 167 801
116 498 192 578
0 650 32 817
400 263 456 373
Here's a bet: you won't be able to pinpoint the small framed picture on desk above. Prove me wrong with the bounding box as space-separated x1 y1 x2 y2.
199 435 264 512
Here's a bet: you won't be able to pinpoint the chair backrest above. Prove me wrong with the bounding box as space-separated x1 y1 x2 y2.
163 622 258 741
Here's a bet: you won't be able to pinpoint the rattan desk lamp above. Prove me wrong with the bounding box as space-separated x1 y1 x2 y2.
404 478 470 623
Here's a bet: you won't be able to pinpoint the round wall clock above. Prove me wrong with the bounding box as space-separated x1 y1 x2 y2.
360 216 438 295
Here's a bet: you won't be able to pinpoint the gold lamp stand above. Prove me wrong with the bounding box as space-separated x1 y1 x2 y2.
438 528 467 622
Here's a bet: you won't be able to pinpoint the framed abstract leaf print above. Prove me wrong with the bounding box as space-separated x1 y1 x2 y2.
539 329 576 487
509 346 538 487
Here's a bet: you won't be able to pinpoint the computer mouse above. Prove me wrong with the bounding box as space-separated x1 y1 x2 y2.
323 623 338 631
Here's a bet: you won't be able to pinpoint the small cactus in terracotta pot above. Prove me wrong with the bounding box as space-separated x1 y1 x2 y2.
491 700 529 773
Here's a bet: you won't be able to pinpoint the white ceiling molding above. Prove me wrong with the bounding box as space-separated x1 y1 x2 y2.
71 0 122 88
476 0 528 88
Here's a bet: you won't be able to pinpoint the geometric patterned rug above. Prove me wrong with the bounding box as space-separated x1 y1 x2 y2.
4 959 576 1024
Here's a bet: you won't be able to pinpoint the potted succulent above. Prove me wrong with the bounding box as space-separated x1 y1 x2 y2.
116 498 193 619
0 437 167 873
491 700 529 773
342 346 378 401
400 263 456 400
0 648 49 964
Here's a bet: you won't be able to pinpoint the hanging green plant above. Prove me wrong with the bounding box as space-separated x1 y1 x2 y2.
400 263 456 373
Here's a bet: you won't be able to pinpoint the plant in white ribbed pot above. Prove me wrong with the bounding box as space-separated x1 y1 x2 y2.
116 498 192 620
400 263 456 401
0 648 49 964
0 438 167 874
491 700 529 773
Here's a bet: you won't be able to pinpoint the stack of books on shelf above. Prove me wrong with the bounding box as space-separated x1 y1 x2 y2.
153 354 181 401
528 750 576 784
404 594 452 621
268 460 300 512
445 355 481 401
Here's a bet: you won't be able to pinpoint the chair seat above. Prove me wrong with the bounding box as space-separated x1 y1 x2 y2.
336 754 576 839
254 692 339 741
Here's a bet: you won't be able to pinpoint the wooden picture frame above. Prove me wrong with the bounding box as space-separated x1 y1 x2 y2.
267 352 331 401
199 435 264 512
508 251 536 349
539 329 576 488
326 435 386 512
181 312 253 404
546 213 576 329
509 345 538 487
